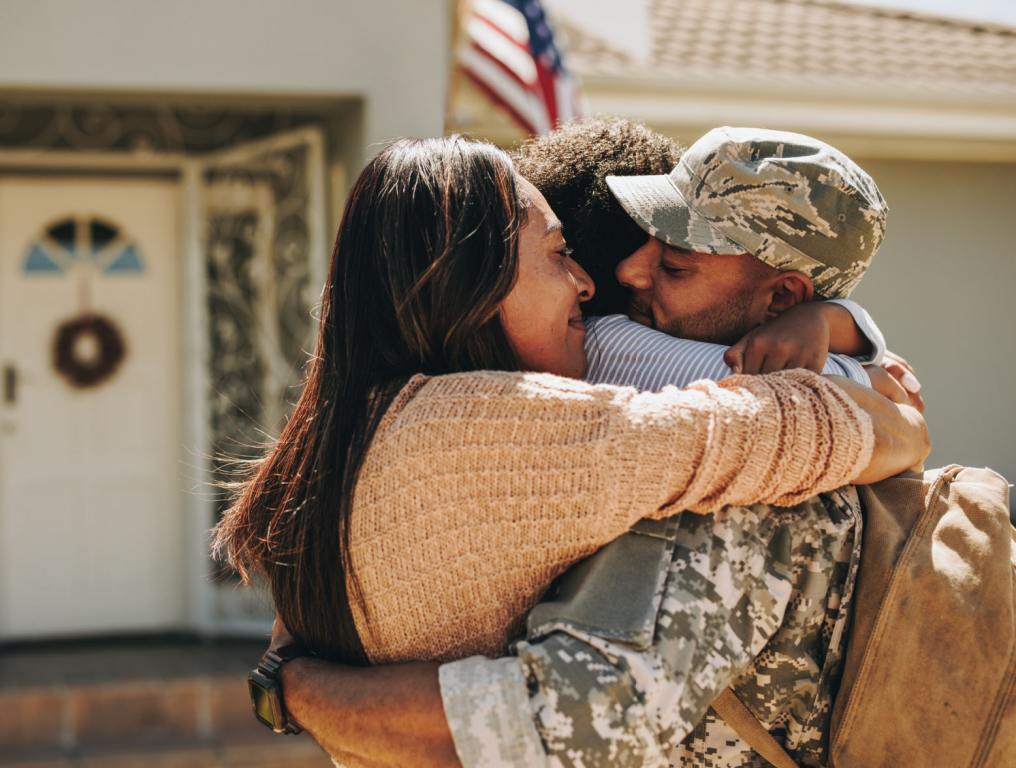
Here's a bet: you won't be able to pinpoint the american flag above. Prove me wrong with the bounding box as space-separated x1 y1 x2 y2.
458 0 584 135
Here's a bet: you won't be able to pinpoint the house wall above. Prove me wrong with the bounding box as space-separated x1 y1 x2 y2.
848 158 1016 508
0 0 451 164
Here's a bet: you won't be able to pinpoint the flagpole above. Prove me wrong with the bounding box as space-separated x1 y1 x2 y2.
444 0 469 135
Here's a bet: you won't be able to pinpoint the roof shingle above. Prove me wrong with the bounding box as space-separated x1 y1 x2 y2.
556 0 1016 100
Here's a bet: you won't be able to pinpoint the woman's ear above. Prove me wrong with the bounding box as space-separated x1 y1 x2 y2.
766 271 815 316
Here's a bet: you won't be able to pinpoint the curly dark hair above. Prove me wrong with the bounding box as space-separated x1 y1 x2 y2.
513 118 683 315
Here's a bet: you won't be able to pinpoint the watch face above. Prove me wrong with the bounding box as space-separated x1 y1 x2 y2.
249 676 278 729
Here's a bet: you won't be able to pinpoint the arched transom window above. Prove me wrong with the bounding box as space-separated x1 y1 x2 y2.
23 216 144 275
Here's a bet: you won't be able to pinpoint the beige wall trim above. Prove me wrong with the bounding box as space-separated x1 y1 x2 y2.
0 85 359 112
0 149 188 171
582 72 1016 112
584 90 1016 162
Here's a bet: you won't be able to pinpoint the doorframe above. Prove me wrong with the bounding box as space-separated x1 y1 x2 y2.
0 126 329 638
188 125 328 636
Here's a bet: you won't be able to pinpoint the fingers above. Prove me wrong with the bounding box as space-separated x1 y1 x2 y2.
880 374 910 405
883 360 922 396
800 348 828 374
898 369 922 394
744 341 825 374
873 362 925 413
883 349 915 374
831 375 931 485
731 330 830 376
741 340 768 375
865 365 909 405
883 350 921 394
908 390 926 414
760 348 791 374
724 341 745 374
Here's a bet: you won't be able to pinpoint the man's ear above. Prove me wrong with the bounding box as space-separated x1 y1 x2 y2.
765 271 815 316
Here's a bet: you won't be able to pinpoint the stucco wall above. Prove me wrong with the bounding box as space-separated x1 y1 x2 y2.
0 0 450 161
849 159 1016 509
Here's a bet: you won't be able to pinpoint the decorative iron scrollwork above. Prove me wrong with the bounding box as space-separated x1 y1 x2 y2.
204 143 316 524
0 102 320 152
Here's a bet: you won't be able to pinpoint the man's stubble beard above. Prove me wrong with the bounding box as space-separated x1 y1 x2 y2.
655 286 759 346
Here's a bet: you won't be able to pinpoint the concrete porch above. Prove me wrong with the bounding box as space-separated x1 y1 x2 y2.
0 636 331 767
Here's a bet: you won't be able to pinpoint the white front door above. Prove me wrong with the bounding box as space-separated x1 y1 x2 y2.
0 176 183 639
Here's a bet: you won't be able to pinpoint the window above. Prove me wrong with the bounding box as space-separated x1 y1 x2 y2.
23 216 144 275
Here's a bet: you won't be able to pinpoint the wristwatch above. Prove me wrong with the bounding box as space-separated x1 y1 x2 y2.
248 643 312 734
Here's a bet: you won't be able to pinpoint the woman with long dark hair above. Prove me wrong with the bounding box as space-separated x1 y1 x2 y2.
213 136 926 670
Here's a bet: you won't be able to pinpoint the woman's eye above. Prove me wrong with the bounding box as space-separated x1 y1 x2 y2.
557 246 574 260
661 265 685 276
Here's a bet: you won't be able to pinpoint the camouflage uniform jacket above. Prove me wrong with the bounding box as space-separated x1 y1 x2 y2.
439 487 862 767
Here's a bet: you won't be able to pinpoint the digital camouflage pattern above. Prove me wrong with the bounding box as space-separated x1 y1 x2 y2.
605 126 887 298
440 488 862 767
674 487 861 767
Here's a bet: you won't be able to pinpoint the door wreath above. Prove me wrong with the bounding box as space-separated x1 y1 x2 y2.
52 313 126 388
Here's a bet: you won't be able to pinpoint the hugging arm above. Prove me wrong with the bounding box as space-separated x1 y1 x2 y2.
724 298 885 375
277 518 796 768
827 299 886 363
284 494 855 768
280 657 458 768
585 309 874 394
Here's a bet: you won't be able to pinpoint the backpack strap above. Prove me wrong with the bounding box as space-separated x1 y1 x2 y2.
711 688 799 768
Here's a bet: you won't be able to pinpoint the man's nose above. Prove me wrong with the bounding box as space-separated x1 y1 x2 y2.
616 249 653 291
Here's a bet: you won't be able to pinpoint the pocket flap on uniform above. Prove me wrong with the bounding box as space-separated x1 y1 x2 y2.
526 515 681 649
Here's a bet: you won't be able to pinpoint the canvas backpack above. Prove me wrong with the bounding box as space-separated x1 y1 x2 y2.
718 466 1016 768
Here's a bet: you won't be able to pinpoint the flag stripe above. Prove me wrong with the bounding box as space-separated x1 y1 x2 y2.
534 59 559 126
473 0 529 44
467 16 538 85
466 38 533 100
554 73 579 123
458 0 583 136
460 48 549 135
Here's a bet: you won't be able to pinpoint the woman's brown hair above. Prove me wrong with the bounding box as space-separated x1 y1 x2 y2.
213 136 526 663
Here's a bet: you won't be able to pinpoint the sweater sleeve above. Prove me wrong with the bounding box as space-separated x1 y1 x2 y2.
388 368 873 523
350 368 874 662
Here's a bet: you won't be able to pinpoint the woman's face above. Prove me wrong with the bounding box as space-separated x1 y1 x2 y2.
500 178 595 379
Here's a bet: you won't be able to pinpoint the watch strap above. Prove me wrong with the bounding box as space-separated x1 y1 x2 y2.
258 642 312 676
255 642 313 734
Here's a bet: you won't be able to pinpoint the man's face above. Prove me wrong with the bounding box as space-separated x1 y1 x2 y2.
616 236 771 345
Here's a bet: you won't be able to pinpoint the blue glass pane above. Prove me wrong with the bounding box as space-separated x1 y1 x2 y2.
105 245 143 274
24 243 63 273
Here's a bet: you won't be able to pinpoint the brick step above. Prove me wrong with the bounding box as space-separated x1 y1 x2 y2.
0 639 332 767
0 737 329 767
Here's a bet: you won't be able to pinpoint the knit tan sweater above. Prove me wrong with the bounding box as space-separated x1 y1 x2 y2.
348 369 874 664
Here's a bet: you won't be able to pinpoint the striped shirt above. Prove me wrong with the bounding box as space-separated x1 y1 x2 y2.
585 309 875 392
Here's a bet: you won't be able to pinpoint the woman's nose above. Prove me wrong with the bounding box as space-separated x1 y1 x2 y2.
571 260 596 302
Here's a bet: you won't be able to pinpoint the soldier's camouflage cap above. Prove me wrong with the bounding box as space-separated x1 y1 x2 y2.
605 126 888 298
